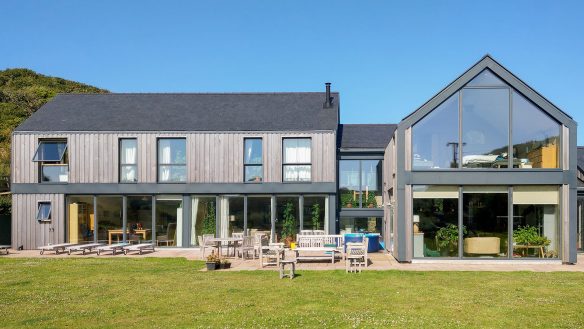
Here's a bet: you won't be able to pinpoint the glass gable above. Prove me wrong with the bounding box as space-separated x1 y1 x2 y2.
466 69 506 87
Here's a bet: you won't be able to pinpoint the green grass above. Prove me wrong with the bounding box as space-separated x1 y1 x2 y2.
1 258 583 328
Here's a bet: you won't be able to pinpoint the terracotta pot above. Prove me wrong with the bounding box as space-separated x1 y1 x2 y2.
346 203 353 208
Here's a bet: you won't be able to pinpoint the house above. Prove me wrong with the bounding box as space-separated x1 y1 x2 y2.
10 55 580 263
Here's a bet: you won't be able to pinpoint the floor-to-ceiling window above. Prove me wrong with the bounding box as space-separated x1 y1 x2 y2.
191 196 216 245
276 196 299 242
67 196 95 244
247 196 272 238
219 196 244 238
96 196 124 244
126 196 152 244
156 196 182 247
303 196 327 231
412 186 459 258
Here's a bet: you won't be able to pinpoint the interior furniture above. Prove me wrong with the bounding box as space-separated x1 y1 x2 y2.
108 229 151 245
156 223 176 246
513 244 545 258
463 237 501 255
413 233 425 258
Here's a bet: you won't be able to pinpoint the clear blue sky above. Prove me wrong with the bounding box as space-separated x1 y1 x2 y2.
1 1 583 142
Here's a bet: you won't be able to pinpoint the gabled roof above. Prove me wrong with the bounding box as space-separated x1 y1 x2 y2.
338 124 397 150
15 92 339 132
400 55 575 128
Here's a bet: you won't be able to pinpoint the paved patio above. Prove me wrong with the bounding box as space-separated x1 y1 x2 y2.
3 248 584 272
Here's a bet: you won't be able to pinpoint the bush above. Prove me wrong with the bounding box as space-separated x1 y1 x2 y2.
0 194 11 215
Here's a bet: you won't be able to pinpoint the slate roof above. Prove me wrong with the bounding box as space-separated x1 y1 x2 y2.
15 92 339 132
338 124 397 149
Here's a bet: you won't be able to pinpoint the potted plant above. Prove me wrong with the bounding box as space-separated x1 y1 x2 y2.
341 193 354 208
311 203 321 230
513 225 550 246
366 192 378 208
201 201 216 235
220 258 231 270
280 201 297 247
435 224 467 256
205 251 220 271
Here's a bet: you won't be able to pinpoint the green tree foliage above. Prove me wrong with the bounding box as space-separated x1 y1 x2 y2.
201 201 216 235
0 68 108 213
281 201 297 240
311 203 321 230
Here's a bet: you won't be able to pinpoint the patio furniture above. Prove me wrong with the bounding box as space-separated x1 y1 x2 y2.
232 232 244 240
96 243 130 255
294 235 344 263
253 233 268 258
39 243 76 255
238 236 256 260
156 223 176 246
210 237 241 257
279 259 296 279
0 245 10 255
199 234 217 259
65 243 104 255
260 243 285 267
345 240 368 273
123 243 155 255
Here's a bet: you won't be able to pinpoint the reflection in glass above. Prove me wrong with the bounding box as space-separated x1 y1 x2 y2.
463 187 508 257
412 94 459 169
276 196 299 242
67 196 95 244
339 160 359 208
512 92 560 168
120 139 137 182
156 197 183 247
158 139 186 182
339 217 382 233
244 138 263 182
283 138 311 182
361 160 382 208
41 164 69 183
126 196 152 243
462 89 510 168
96 196 123 244
466 69 506 87
413 186 459 257
218 196 244 238
303 196 327 230
247 196 272 238
512 186 559 258
192 196 216 245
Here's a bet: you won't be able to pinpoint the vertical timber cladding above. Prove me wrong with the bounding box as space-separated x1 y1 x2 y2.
11 131 336 184
12 193 64 249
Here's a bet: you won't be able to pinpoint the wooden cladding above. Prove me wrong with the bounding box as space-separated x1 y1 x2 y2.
12 193 65 249
12 132 336 184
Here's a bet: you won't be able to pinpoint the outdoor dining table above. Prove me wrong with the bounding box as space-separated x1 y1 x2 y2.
209 237 242 257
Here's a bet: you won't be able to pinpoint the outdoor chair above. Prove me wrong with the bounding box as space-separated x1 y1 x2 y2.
199 234 217 259
345 238 368 273
238 236 256 260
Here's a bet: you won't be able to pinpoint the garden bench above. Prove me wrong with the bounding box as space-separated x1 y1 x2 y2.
294 235 344 263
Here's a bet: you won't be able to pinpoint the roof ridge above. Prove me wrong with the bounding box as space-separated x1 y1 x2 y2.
55 91 340 96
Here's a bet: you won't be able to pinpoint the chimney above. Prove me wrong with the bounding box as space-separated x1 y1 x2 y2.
323 82 332 108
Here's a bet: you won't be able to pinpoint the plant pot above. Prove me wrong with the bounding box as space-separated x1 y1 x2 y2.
220 263 231 269
284 236 294 248
346 203 353 208
367 203 374 208
206 262 218 271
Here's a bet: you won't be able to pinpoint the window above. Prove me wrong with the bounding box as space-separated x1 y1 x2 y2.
244 138 263 182
411 69 562 170
33 140 68 183
119 138 137 183
36 202 52 221
158 138 186 183
339 159 382 208
282 138 311 182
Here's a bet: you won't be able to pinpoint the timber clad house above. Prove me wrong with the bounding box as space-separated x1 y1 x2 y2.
10 56 583 264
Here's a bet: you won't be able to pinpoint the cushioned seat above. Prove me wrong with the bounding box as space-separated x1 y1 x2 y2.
463 237 500 255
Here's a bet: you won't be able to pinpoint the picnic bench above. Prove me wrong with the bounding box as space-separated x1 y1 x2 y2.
96 243 130 256
293 235 344 263
65 243 104 255
39 243 76 255
123 243 155 255
0 245 10 255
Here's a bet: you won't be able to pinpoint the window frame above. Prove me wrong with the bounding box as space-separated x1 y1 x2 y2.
119 138 138 183
157 137 187 183
33 139 69 184
36 201 52 222
243 137 263 183
339 158 383 209
282 137 312 183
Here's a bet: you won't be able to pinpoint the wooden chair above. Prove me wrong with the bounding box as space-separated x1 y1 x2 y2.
345 237 368 273
156 223 176 246
238 236 256 260
200 234 216 259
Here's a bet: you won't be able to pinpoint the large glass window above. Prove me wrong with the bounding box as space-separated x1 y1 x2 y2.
126 196 152 244
512 92 561 168
67 196 95 244
463 187 508 257
120 139 138 183
276 196 299 242
412 69 562 170
218 196 244 238
247 196 272 238
283 138 311 182
244 138 263 182
339 160 382 208
156 196 183 247
413 186 459 258
158 138 186 183
303 196 327 231
512 186 560 258
191 196 217 245
462 88 510 168
33 140 69 183
412 94 459 169
339 217 382 234
96 196 123 244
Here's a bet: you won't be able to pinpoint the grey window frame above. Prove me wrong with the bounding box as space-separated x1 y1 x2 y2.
119 138 138 183
33 139 69 184
243 138 263 183
282 137 312 183
339 159 383 209
157 138 187 183
36 201 52 222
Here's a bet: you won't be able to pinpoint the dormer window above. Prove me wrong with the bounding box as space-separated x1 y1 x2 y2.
33 140 68 183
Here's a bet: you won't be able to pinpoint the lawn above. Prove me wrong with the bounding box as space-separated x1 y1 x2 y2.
1 258 583 328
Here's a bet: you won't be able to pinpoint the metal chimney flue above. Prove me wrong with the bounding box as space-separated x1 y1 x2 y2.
324 82 332 108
